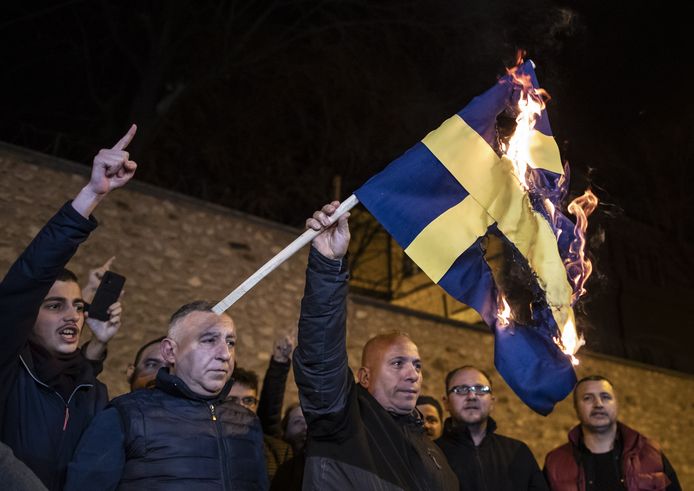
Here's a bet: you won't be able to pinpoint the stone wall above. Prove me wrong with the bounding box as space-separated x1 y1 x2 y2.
1 144 692 487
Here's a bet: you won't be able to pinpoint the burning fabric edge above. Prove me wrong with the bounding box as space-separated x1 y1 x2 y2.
354 59 598 415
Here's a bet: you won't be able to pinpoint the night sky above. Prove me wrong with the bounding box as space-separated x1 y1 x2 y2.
2 1 692 370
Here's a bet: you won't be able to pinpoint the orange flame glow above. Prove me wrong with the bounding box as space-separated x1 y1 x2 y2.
503 93 545 189
553 317 585 365
502 58 550 189
566 189 599 304
496 296 512 328
501 55 598 365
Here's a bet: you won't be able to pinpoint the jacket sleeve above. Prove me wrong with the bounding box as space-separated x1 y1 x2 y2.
257 358 291 437
0 441 47 491
64 407 125 491
292 247 352 428
662 452 682 491
515 443 549 491
0 202 97 408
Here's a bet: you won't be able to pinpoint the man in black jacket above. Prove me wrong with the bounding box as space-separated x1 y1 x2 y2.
125 336 168 391
294 201 458 491
0 125 137 491
436 365 548 491
227 365 292 482
65 301 268 490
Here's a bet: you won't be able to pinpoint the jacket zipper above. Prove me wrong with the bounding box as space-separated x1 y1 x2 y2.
474 446 488 491
209 403 230 491
426 447 442 469
20 355 93 432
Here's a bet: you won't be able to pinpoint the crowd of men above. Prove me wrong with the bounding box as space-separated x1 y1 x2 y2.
0 128 682 490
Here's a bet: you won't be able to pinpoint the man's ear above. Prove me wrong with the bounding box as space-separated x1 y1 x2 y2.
442 394 451 414
357 367 370 388
161 338 177 365
125 363 135 383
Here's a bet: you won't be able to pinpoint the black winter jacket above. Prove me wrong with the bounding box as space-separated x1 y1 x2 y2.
258 358 293 480
293 248 458 491
0 202 108 491
436 417 548 491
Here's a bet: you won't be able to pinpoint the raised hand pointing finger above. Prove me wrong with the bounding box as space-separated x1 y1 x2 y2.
112 124 137 151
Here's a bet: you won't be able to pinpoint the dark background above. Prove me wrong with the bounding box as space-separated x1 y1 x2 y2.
2 1 692 372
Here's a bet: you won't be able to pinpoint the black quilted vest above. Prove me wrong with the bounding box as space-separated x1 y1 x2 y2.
110 369 268 491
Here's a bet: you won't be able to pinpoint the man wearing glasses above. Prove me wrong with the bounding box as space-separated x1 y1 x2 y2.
226 366 293 482
437 365 548 491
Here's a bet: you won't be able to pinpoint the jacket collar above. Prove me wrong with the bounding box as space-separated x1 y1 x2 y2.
357 384 423 428
20 343 96 389
155 367 234 403
568 421 640 455
442 415 497 444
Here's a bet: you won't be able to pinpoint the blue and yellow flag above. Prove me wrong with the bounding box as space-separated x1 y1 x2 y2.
355 61 577 415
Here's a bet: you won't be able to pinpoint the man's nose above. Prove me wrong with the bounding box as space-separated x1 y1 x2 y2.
64 304 81 321
216 343 232 361
404 363 420 382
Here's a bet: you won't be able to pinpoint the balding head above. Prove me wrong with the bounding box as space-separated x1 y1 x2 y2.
361 332 413 368
357 332 422 415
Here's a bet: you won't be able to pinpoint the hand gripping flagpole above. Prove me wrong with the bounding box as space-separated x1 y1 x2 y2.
213 194 360 314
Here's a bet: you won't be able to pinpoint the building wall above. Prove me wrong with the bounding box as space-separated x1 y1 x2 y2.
1 144 692 487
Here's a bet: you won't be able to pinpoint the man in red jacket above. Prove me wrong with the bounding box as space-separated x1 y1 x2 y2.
544 375 681 491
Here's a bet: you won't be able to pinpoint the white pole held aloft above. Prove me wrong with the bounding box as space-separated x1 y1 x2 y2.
213 194 360 314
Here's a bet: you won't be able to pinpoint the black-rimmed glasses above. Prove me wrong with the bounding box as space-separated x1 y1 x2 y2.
447 385 492 396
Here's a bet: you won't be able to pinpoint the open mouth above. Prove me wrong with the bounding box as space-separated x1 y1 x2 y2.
58 326 79 342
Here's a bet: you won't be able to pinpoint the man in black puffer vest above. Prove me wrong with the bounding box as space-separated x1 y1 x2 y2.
65 301 268 490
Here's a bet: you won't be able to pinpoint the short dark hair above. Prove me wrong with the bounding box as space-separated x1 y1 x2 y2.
232 367 259 392
573 375 615 405
444 365 493 392
56 268 79 283
132 336 166 366
416 395 443 419
169 300 215 326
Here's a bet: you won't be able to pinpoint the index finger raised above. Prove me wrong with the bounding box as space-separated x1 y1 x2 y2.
112 124 138 151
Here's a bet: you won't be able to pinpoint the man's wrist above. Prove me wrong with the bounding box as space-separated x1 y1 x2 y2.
83 338 108 360
72 185 106 218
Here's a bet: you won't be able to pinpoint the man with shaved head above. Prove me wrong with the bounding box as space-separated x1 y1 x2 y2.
65 301 268 490
294 201 457 490
544 375 681 491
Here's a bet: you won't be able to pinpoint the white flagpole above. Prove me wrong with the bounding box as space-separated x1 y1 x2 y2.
213 194 360 314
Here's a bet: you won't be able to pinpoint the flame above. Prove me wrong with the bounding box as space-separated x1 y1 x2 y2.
565 189 599 304
501 55 598 365
553 317 585 365
496 295 512 328
544 198 562 242
502 57 550 190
